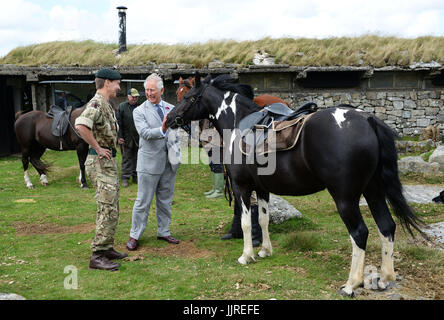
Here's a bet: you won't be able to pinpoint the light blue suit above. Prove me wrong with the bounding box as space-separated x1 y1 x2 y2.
129 100 181 240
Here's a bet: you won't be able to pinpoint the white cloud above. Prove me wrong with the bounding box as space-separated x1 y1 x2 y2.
1 0 444 57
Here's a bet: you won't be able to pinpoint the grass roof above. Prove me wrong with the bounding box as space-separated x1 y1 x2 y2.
2 36 444 68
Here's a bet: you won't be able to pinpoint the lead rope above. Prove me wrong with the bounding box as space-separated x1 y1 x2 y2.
222 145 233 207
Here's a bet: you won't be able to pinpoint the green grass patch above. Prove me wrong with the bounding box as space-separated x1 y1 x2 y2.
0 149 443 300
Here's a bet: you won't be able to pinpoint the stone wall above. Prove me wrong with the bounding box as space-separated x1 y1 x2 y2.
264 89 443 137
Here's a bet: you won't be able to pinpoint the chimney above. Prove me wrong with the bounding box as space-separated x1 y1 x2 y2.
116 6 128 53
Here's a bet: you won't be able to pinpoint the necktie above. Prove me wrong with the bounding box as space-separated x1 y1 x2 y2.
155 104 164 120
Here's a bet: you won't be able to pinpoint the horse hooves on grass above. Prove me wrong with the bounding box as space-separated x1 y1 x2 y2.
339 286 355 298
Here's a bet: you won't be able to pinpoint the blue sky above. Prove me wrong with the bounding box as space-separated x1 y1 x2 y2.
1 0 444 58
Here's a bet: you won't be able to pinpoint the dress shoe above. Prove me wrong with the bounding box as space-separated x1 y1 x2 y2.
157 235 180 244
89 253 120 271
126 237 138 251
103 247 128 260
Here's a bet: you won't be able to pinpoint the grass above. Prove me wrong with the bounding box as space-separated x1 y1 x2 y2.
3 36 444 67
0 149 443 300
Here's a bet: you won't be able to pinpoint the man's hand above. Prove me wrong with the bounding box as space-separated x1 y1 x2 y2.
75 124 112 160
97 147 112 160
118 138 125 145
161 114 169 133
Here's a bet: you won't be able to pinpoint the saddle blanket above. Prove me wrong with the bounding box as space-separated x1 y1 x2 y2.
240 113 314 156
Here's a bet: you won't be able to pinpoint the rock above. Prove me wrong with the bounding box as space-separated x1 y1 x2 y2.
398 156 441 175
363 265 380 290
0 293 26 300
429 145 444 170
360 184 443 205
253 50 276 66
208 60 225 68
401 185 444 204
423 222 444 245
268 194 302 224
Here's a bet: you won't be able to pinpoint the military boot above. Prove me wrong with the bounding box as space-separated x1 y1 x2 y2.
89 252 120 271
206 173 224 198
103 247 128 260
221 201 243 240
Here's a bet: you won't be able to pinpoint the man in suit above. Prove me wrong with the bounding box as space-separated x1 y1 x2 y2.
126 73 181 251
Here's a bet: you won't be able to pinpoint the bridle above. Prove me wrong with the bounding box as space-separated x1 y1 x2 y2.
174 83 209 127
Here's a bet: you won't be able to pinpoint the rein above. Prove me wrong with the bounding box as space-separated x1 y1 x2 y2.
174 83 210 127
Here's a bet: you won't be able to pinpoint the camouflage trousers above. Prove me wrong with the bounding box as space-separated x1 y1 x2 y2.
85 154 119 253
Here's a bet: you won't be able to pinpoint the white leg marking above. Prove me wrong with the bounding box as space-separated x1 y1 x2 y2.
238 198 255 265
79 170 83 187
24 170 33 189
40 174 48 185
341 236 365 296
257 198 272 258
378 230 395 289
332 108 349 128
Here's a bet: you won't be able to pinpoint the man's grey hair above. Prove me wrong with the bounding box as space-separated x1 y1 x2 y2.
144 73 164 90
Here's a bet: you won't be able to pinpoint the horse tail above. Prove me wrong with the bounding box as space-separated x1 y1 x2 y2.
368 116 427 238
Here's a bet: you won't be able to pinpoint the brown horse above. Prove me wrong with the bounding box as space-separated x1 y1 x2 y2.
176 77 290 107
14 107 89 189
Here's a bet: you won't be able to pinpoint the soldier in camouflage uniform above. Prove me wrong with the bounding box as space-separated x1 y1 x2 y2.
75 68 128 271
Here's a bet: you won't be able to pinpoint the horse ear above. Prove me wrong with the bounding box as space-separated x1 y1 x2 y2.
179 77 183 85
190 77 195 86
195 72 201 87
203 74 212 84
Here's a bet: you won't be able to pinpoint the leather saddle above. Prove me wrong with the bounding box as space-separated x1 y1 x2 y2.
238 102 317 147
47 105 73 137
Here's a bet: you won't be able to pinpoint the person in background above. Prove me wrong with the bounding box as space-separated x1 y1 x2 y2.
200 120 224 198
117 88 140 187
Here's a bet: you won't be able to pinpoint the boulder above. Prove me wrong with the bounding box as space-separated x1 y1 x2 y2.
0 293 26 300
429 145 444 170
268 194 302 224
398 156 441 175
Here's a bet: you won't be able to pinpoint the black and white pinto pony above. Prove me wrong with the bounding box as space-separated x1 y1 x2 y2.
166 74 426 297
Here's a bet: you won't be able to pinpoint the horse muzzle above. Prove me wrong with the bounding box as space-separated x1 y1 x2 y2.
173 116 184 128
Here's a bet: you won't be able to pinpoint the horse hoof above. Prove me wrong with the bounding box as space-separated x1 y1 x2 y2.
81 185 89 190
258 249 272 258
237 255 255 265
339 285 355 298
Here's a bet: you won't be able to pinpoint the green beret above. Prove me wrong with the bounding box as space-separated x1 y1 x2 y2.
95 68 121 80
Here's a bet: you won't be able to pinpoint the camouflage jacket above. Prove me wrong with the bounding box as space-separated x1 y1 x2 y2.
75 92 118 150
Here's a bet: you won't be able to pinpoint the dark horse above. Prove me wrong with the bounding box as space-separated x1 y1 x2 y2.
176 76 290 244
166 74 425 297
14 107 89 189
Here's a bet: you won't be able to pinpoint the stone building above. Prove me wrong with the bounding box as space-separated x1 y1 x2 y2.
0 62 443 157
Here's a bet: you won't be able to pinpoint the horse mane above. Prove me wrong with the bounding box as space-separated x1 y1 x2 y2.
206 74 255 100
